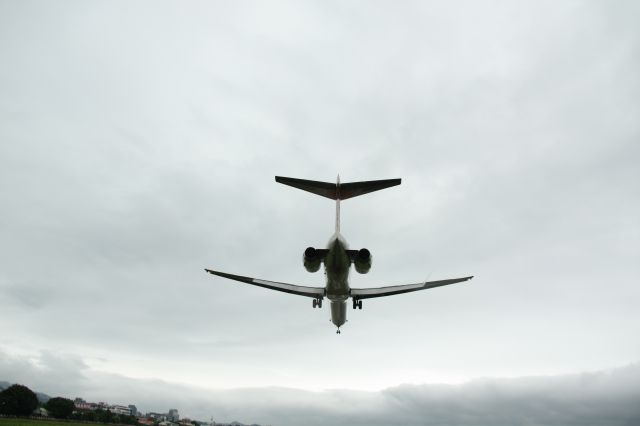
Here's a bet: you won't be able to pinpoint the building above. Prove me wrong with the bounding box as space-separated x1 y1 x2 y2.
168 409 180 422
110 405 132 416
74 398 98 411
128 405 138 416
33 407 49 417
148 412 168 421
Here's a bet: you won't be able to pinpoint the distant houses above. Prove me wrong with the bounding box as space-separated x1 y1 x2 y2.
147 408 179 422
60 393 262 426
2 382 265 426
73 397 132 416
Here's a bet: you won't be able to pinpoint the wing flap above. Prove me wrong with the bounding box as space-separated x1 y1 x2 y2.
351 276 473 300
205 269 325 298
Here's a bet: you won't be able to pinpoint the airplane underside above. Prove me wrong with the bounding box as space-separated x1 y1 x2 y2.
205 175 473 334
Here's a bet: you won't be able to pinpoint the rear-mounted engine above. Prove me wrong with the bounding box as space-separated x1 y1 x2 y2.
303 246 321 272
354 248 371 274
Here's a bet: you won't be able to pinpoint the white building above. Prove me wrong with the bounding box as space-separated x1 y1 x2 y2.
110 405 132 416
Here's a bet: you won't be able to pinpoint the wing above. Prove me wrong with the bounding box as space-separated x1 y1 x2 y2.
351 276 473 300
205 269 325 299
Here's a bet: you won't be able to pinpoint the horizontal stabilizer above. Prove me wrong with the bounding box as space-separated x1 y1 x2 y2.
275 176 337 199
275 176 401 200
339 178 401 200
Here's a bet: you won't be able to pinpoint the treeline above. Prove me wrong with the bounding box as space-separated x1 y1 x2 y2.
0 384 136 424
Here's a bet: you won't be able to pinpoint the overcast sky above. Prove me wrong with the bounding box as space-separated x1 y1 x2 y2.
1 1 639 424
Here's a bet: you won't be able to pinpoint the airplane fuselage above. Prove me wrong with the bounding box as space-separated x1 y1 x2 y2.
325 232 351 328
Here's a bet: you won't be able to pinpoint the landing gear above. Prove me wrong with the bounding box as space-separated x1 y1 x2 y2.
312 298 323 308
352 299 363 310
336 328 341 334
358 300 362 309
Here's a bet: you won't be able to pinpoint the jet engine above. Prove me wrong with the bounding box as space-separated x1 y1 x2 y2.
354 248 372 274
303 246 322 272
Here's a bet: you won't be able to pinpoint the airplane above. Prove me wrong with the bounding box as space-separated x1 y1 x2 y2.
205 176 473 334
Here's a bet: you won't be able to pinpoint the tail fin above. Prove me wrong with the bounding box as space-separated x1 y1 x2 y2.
275 175 402 232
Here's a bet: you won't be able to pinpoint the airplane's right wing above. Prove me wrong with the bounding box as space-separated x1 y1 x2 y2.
351 276 473 300
205 269 325 299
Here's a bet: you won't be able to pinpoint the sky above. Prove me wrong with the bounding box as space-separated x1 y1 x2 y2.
1 0 639 424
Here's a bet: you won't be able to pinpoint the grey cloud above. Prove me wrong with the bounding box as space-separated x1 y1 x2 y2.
379 368 640 426
1 351 639 426
1 280 57 309
0 351 89 398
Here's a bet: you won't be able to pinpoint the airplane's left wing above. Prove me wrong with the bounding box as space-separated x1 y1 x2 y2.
351 276 473 300
205 269 325 299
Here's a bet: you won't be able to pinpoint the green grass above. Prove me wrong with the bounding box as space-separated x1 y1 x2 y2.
0 419 99 426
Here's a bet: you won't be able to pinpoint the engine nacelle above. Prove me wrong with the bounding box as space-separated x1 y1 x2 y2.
303 246 322 273
354 248 372 274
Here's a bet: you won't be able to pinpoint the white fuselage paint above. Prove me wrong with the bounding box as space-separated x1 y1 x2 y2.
324 232 351 328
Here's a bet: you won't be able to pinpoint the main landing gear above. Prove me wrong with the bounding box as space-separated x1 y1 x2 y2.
312 298 323 308
352 298 362 310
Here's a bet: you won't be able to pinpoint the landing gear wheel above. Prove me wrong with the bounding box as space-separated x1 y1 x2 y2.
358 300 363 310
352 298 357 309
312 299 317 308
318 299 322 308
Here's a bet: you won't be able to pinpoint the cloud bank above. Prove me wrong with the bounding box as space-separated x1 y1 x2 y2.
2 351 639 426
